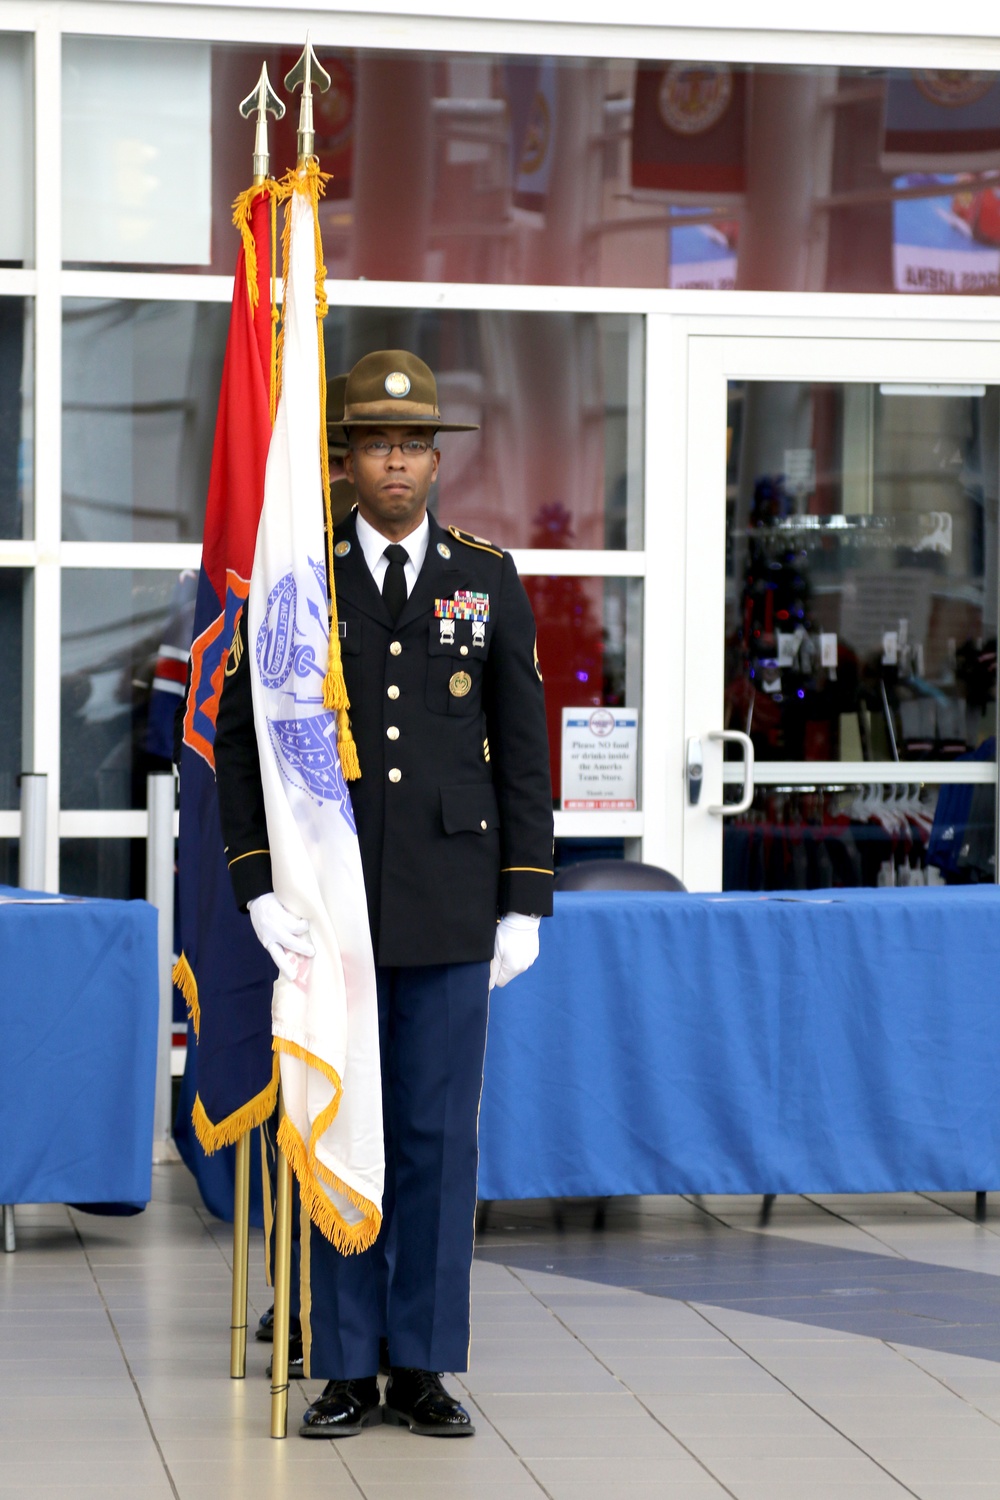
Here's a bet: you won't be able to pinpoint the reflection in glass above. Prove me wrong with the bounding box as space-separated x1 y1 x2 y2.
0 298 32 539
0 572 25 811
62 38 211 266
325 309 643 550
62 300 229 541
62 570 195 809
523 576 642 805
60 839 146 901
723 778 995 891
0 34 32 266
68 45 1000 296
725 383 999 764
0 841 19 889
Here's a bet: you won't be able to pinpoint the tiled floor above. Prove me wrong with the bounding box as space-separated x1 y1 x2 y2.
5 1171 1000 1497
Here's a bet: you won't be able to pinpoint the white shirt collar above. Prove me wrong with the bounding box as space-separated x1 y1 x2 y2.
354 509 430 590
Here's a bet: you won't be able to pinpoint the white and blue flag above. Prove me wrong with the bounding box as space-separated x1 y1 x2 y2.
248 172 382 1254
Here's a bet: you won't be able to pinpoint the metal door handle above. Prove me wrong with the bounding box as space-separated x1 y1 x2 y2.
707 730 755 816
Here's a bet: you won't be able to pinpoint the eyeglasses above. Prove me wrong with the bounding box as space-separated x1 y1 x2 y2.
355 438 432 458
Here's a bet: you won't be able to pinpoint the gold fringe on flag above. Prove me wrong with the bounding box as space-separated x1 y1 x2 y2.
172 952 200 1039
272 1036 380 1253
191 1054 280 1155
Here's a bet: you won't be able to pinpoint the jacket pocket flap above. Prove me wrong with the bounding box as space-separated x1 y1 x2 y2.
441 783 500 835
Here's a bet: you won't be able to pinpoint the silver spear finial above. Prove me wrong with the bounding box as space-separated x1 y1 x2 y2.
239 63 286 185
284 36 331 165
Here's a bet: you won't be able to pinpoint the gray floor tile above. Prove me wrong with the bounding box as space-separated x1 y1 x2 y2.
528 1455 727 1492
706 1455 904 1487
12 1173 1000 1494
465 1355 623 1394
472 1392 693 1459
536 1485 728 1500
727 1482 913 1499
610 1356 784 1395
354 1484 547 1500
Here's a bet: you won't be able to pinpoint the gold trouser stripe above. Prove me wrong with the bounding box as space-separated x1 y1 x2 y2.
227 847 270 868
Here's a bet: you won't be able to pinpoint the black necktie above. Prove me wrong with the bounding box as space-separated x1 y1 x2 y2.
382 544 409 622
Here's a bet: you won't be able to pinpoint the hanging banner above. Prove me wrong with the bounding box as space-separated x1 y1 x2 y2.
561 707 639 811
631 62 746 202
882 71 1000 172
893 173 1000 294
669 209 739 289
504 57 557 217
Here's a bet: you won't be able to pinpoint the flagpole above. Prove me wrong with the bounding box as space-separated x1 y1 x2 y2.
284 36 331 164
227 63 285 1387
229 1133 251 1378
239 62 285 184
266 41 333 1438
270 1090 294 1438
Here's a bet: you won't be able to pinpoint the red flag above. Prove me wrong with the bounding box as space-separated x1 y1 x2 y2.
175 186 280 1174
186 189 275 768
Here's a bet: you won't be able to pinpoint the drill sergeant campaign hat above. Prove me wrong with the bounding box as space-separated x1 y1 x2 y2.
326 372 357 528
343 349 479 432
326 372 349 456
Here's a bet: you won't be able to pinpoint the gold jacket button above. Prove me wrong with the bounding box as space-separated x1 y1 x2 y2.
389 641 402 656
480 819 487 830
460 645 469 656
387 726 400 740
387 685 400 699
388 768 401 783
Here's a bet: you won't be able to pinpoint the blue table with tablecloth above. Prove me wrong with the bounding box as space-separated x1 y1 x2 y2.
476 887 1000 1201
0 889 160 1208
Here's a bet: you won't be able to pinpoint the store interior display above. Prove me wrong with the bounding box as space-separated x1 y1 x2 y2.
724 765 996 891
723 381 999 889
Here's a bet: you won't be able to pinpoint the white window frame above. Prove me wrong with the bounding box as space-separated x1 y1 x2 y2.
3 5 1000 887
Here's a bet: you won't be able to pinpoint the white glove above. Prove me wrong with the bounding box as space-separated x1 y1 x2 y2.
490 912 540 991
248 892 315 981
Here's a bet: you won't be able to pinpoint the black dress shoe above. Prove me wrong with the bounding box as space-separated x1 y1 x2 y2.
299 1377 381 1438
383 1368 475 1437
255 1306 301 1344
266 1330 304 1380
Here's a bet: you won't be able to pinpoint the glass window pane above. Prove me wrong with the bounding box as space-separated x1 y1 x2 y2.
0 34 32 267
59 838 146 900
525 576 642 806
87 45 1000 295
725 382 999 764
0 298 32 539
62 570 195 809
0 571 25 811
62 300 228 542
325 308 643 550
723 781 995 890
0 841 20 888
62 38 211 267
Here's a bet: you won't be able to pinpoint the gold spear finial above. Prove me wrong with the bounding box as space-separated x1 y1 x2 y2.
239 63 286 185
284 36 331 165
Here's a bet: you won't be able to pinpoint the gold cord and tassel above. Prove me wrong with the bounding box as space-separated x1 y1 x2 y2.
273 159 360 782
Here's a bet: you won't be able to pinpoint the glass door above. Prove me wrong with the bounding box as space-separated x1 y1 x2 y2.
683 333 999 892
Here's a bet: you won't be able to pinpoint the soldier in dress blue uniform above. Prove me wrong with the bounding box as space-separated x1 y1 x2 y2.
215 349 553 1438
